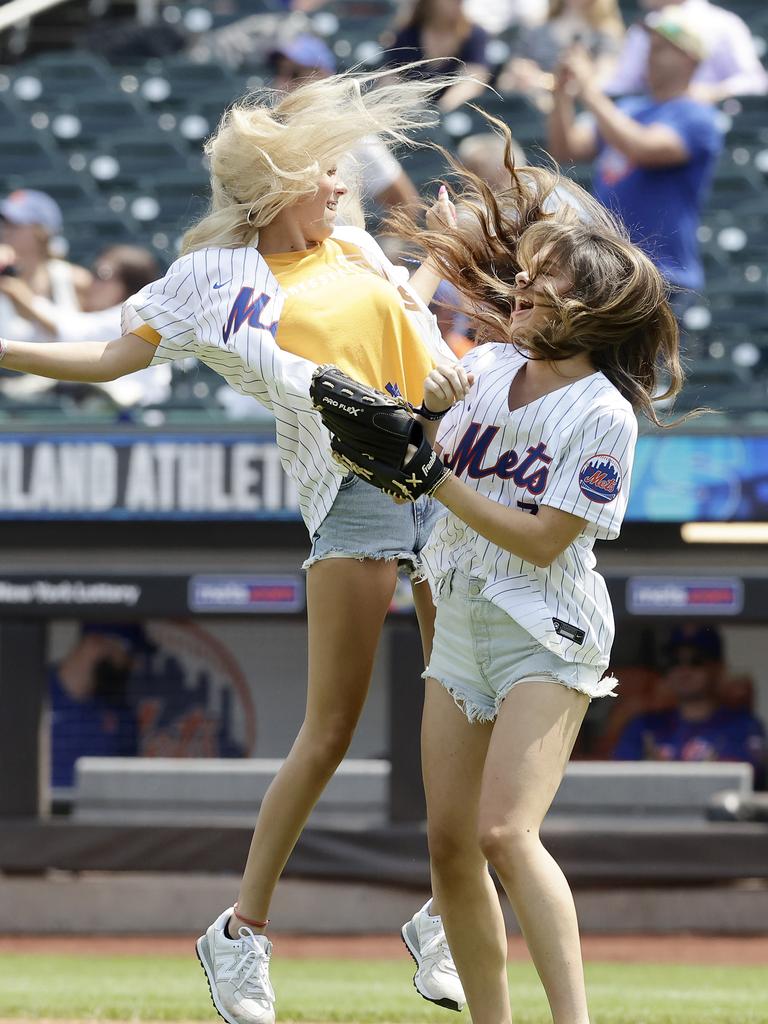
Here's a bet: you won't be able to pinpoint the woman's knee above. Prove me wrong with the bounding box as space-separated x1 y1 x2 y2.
478 821 539 873
428 820 484 877
296 716 357 768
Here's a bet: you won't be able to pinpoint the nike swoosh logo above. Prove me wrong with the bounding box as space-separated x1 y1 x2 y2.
213 281 231 289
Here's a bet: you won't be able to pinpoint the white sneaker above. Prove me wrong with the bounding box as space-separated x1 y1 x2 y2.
196 907 276 1024
401 900 465 1012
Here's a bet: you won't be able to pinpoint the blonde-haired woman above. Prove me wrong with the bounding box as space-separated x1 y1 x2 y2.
0 71 467 1023
499 0 624 102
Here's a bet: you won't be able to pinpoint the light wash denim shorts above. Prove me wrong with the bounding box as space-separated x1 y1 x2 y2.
425 570 617 723
303 473 443 579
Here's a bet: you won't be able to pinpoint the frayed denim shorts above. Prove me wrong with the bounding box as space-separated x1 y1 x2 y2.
303 473 443 579
425 570 617 723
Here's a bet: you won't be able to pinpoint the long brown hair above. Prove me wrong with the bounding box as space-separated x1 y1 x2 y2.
388 119 683 428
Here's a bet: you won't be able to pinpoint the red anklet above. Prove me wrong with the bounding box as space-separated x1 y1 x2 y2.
233 902 269 929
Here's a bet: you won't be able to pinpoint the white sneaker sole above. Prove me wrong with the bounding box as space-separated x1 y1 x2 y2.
195 934 276 1024
400 920 463 1013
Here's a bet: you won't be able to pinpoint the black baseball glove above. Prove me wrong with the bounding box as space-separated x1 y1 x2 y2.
309 364 451 501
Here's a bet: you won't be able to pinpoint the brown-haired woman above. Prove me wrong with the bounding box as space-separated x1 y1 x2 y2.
391 142 682 1024
381 0 491 112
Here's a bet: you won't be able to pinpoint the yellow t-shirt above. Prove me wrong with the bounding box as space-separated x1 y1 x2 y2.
264 237 433 406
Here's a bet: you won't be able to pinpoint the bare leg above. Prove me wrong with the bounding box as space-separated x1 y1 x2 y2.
478 679 590 1024
411 576 436 666
234 557 399 926
422 679 511 1024
410 576 446 919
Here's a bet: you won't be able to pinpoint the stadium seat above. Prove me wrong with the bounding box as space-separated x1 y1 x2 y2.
136 169 210 228
82 129 196 196
0 92 23 131
49 95 154 150
725 109 768 149
62 206 144 264
139 55 241 111
10 52 118 105
0 129 62 174
1 169 98 213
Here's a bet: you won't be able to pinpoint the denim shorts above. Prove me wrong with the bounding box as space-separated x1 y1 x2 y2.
303 473 443 579
425 570 617 723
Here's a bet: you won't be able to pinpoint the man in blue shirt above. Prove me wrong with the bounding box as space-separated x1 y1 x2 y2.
50 623 151 789
613 625 766 789
548 6 723 296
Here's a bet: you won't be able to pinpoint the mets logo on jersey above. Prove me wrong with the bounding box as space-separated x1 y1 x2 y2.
222 288 279 343
579 454 622 503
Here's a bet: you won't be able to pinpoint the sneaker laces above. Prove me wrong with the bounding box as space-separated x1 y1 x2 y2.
232 928 274 1001
420 928 458 976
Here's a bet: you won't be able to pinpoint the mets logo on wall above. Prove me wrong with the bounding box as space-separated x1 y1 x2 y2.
579 454 622 503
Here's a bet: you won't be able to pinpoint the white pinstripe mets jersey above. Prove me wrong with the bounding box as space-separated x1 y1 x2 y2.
423 343 638 669
121 227 454 536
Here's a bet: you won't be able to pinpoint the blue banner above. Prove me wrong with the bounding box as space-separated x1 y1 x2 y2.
0 430 764 522
628 435 767 522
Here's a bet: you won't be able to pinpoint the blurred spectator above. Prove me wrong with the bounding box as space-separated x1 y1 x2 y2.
50 623 153 789
0 190 91 342
499 0 625 106
268 35 421 212
613 625 766 789
8 245 160 342
463 0 548 35
381 0 491 112
0 245 170 407
548 8 723 300
605 0 768 104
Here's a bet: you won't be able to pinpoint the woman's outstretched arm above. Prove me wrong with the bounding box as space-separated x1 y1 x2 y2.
0 333 157 383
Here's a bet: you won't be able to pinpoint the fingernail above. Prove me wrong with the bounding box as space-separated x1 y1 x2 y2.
438 185 446 196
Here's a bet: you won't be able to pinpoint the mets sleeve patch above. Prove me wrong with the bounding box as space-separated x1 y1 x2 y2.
578 454 622 503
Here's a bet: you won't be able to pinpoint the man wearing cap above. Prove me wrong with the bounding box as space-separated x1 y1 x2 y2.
49 623 152 791
268 34 421 214
605 0 767 104
0 189 91 342
613 625 766 789
547 7 723 304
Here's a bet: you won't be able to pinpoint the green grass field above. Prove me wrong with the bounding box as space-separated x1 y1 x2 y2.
1 953 766 1024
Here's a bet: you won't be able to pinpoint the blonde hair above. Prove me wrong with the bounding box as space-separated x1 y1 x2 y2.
181 69 446 254
548 0 624 37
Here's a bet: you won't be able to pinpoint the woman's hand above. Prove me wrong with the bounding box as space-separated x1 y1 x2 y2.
559 44 597 101
407 186 458 306
0 273 35 304
423 362 474 414
499 57 551 94
425 185 457 233
0 244 17 273
0 273 57 332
